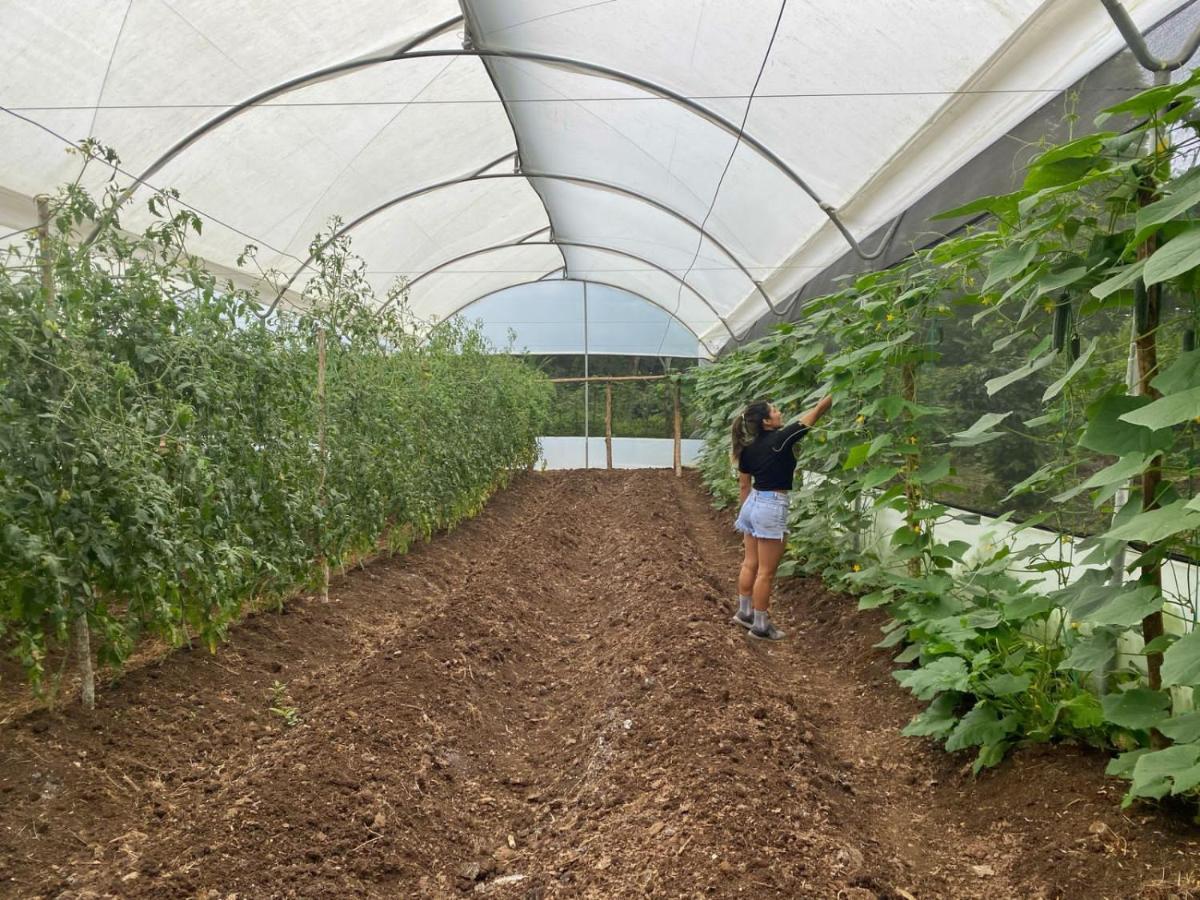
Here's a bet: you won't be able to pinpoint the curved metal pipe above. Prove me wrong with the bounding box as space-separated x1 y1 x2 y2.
1099 0 1200 73
81 15 466 247
266 167 777 314
99 40 895 261
448 274 717 357
261 150 517 315
376 237 738 342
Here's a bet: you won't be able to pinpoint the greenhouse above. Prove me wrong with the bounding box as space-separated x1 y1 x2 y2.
3 0 1200 896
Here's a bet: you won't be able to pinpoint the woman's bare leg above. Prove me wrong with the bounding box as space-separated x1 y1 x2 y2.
752 538 786 612
738 533 759 598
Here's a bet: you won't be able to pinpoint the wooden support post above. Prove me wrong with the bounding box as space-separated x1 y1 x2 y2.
605 382 613 470
673 379 682 477
316 327 330 601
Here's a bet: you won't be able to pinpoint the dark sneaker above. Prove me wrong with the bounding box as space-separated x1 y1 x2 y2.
730 611 753 629
748 622 787 641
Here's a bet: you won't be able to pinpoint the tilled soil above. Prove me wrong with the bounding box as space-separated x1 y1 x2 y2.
1 469 1198 899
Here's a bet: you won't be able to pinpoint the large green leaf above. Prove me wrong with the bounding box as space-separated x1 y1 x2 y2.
1097 81 1186 123
1023 155 1097 193
931 193 1024 222
1133 167 1200 242
843 442 871 470
1161 630 1200 688
913 454 952 485
1058 630 1117 673
1052 569 1162 626
1152 349 1200 395
1052 452 1148 503
1101 688 1171 730
901 692 960 738
861 465 900 490
1118 387 1200 429
983 672 1032 696
1158 711 1200 743
1089 259 1145 300
1100 499 1200 544
893 656 969 700
1144 226 1200 286
1128 745 1200 799
950 411 1011 446
1033 266 1088 298
983 242 1038 291
1106 748 1151 778
1081 586 1163 628
1042 337 1098 402
1078 393 1173 457
985 352 1056 396
945 702 1017 751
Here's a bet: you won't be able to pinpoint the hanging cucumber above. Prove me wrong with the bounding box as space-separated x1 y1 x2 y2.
1185 328 1196 353
1052 293 1071 352
1134 279 1150 336
1069 333 1080 363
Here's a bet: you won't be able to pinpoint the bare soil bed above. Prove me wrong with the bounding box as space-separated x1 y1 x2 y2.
1 469 1198 899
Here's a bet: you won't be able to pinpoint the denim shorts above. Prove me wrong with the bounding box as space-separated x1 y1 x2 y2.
734 489 790 541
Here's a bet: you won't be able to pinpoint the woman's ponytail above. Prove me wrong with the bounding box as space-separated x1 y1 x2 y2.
731 400 771 461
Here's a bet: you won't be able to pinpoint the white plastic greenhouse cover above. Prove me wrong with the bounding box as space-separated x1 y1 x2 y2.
0 0 1191 355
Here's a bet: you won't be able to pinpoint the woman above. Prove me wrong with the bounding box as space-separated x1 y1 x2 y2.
731 394 833 640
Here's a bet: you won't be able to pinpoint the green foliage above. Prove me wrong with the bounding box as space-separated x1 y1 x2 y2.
689 71 1200 803
0 164 550 693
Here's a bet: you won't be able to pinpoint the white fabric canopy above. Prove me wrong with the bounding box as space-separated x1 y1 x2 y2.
0 0 1189 352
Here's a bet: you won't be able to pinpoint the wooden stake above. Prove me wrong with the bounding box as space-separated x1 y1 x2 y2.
605 382 613 470
673 380 682 477
73 615 95 711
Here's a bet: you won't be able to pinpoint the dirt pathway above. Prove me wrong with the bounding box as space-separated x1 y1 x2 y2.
1 470 1197 899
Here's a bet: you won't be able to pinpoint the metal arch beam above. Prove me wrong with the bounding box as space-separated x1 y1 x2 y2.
377 238 739 342
392 49 898 261
100 37 895 262
265 167 778 314
538 267 565 280
86 15 466 240
447 275 718 358
261 151 517 315
1099 0 1200 73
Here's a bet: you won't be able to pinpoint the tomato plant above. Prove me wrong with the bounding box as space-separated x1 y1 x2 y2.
0 159 550 704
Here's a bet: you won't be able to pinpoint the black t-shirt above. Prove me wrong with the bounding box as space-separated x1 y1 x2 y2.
737 421 809 491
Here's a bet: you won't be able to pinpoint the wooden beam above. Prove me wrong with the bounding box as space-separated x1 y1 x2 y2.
549 374 670 384
673 380 682 477
605 383 613 470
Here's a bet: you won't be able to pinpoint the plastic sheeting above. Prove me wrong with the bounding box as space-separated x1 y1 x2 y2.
465 279 703 357
0 0 1190 349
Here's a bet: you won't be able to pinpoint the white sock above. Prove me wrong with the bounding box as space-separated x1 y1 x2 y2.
738 595 752 617
753 609 769 631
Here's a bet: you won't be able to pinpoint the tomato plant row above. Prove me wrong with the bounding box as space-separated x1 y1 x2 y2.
0 163 551 703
